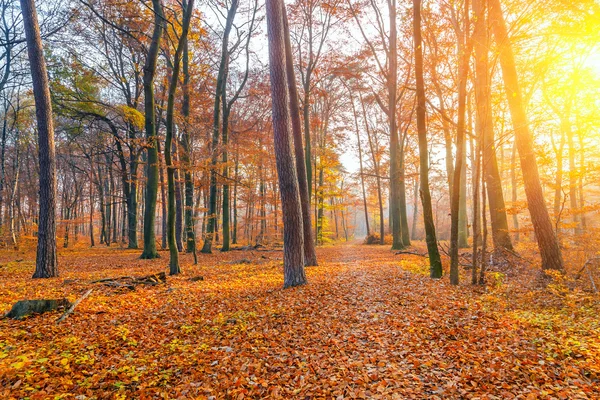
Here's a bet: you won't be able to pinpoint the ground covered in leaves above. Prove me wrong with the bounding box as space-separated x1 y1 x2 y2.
0 243 599 399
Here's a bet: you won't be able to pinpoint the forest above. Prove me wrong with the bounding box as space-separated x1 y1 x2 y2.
0 0 599 397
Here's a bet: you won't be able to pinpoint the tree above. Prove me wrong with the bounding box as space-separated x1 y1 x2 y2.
265 0 306 288
164 0 195 275
21 0 58 278
283 3 317 265
201 0 239 254
140 0 165 260
449 0 471 285
489 0 563 271
413 0 442 278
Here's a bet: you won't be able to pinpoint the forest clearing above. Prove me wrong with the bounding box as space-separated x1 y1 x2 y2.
1 244 599 399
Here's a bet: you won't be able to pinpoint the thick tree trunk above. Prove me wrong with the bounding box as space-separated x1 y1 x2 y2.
265 0 306 287
413 0 443 278
283 4 317 265
489 0 563 271
140 0 164 259
21 0 58 278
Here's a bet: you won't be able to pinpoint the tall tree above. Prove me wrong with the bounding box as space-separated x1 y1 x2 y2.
489 0 563 271
140 0 165 259
413 0 442 278
473 0 513 251
21 0 58 278
266 0 306 287
201 0 238 254
164 0 195 275
283 3 317 265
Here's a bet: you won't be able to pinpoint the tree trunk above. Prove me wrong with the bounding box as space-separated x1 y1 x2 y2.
22 0 58 278
283 4 317 265
265 0 306 287
413 0 443 278
388 0 403 250
360 93 385 244
202 0 238 254
158 139 167 249
489 0 563 271
164 0 194 275
140 0 165 259
349 91 370 237
449 0 470 285
174 145 184 251
473 0 513 251
181 33 196 255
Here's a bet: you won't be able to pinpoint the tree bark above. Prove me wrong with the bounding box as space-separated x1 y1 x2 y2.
266 0 306 288
283 4 317 265
202 0 238 254
413 0 443 278
21 0 58 278
489 0 563 271
140 0 165 259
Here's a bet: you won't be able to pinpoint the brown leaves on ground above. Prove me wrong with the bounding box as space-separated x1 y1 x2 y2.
0 244 598 399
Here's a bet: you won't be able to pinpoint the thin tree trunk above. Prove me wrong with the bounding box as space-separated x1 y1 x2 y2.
140 0 165 259
360 93 384 244
414 0 443 278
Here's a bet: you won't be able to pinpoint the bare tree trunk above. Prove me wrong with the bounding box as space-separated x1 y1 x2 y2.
164 0 194 274
578 131 586 231
89 178 95 247
21 0 58 278
360 93 384 244
140 0 165 259
283 4 317 265
158 139 167 249
489 0 563 271
473 0 513 251
449 0 470 285
349 91 369 237
510 139 519 242
387 0 403 250
265 0 306 287
174 145 183 251
202 0 238 254
413 0 443 278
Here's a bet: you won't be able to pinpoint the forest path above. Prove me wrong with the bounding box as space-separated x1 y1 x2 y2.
0 244 597 398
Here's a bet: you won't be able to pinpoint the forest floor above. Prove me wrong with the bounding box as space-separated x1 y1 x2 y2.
0 242 599 399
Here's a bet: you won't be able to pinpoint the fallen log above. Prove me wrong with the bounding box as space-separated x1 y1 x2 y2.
92 271 167 290
5 299 71 320
56 289 93 324
395 250 428 257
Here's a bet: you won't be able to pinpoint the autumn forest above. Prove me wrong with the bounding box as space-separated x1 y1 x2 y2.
1 0 599 397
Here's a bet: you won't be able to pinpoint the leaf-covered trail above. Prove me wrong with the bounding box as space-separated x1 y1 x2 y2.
0 244 598 399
